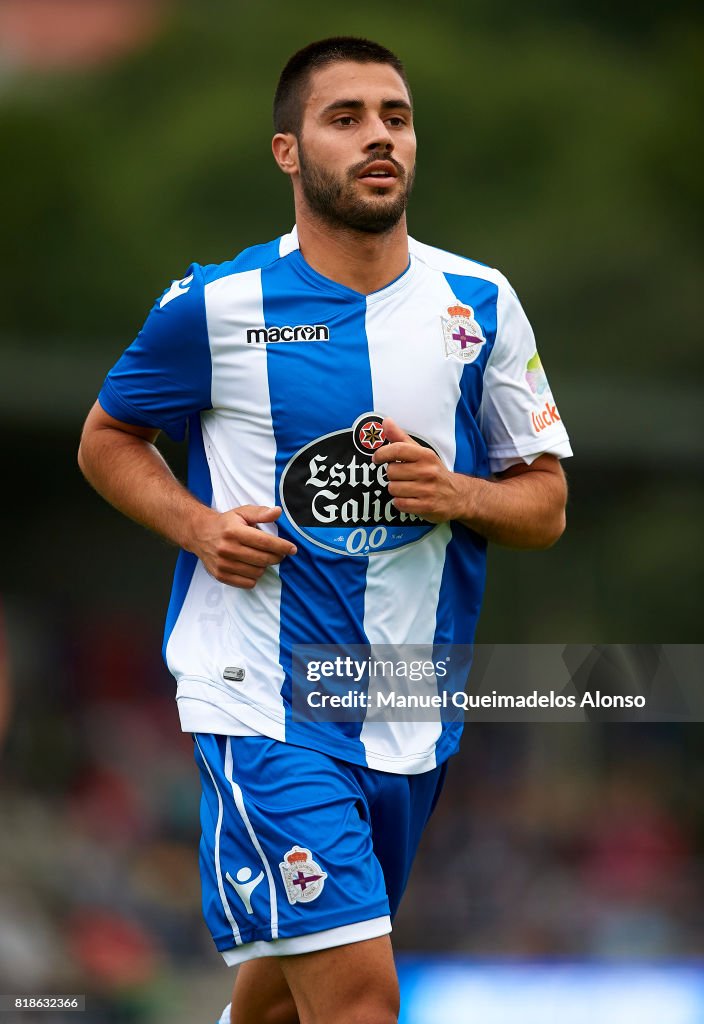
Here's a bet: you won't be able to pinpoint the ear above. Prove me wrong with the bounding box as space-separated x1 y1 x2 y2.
272 133 299 176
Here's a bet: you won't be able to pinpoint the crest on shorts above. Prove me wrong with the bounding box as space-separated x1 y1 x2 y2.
279 845 328 905
441 304 486 363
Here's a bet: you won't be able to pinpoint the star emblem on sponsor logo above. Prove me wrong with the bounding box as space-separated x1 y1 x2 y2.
360 422 385 450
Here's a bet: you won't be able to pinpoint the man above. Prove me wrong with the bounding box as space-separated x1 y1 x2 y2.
78 36 571 1024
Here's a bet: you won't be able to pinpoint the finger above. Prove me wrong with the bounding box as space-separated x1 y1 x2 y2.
391 496 431 515
236 528 297 557
381 417 415 444
228 507 297 555
374 441 424 465
211 562 273 587
236 504 284 525
207 563 260 588
385 461 426 481
222 517 297 556
387 481 428 498
224 574 258 590
217 545 288 569
226 562 266 581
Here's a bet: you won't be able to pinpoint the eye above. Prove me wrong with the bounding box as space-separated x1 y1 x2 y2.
386 116 407 127
333 115 356 126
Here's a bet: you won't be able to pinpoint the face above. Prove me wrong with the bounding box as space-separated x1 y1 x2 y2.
291 60 416 234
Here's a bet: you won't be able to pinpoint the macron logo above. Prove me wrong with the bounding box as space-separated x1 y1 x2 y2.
247 324 329 344
160 274 193 308
226 867 264 914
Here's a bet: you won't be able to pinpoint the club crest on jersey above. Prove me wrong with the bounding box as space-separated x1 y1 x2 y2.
279 412 439 557
440 304 486 363
279 846 327 905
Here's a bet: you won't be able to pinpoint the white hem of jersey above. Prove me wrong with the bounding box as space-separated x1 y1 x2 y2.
177 680 445 773
488 439 573 473
220 915 392 966
217 1004 231 1024
486 435 573 459
177 681 286 741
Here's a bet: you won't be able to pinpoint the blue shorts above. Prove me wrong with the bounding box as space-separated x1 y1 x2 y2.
193 734 447 965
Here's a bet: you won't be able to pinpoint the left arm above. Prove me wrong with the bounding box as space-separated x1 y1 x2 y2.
373 418 567 549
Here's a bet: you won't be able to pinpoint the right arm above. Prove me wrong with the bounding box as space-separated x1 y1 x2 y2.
78 401 296 589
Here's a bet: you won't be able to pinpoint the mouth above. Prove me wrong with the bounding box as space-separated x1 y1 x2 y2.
356 160 399 187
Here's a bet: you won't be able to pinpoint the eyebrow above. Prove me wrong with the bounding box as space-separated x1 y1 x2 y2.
320 98 413 116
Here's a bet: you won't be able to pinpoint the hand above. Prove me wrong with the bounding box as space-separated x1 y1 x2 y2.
190 505 297 589
372 418 470 524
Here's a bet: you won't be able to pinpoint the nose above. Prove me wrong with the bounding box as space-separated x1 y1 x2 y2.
363 116 394 153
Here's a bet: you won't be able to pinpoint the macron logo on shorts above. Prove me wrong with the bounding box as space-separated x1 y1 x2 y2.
226 866 265 914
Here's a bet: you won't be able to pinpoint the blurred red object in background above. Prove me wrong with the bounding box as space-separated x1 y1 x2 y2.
0 0 164 72
66 908 161 988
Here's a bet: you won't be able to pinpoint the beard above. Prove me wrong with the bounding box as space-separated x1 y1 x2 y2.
297 144 415 235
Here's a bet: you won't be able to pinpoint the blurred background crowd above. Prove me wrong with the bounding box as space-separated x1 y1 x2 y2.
0 0 701 1021
2 626 703 1020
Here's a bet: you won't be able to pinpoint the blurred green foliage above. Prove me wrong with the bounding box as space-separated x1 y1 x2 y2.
1 0 702 380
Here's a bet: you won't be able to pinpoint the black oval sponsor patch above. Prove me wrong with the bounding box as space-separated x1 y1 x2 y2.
280 413 439 557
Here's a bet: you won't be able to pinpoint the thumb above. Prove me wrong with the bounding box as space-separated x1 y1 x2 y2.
236 504 283 525
382 417 415 444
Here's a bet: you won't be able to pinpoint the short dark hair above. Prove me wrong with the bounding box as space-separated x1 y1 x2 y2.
274 36 411 136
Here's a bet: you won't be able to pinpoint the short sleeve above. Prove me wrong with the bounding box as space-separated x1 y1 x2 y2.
98 263 212 442
479 276 572 473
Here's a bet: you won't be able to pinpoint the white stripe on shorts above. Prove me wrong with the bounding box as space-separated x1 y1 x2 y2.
224 737 280 940
194 735 242 945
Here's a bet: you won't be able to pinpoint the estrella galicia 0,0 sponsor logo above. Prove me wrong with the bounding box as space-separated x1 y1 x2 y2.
280 412 439 557
246 324 329 344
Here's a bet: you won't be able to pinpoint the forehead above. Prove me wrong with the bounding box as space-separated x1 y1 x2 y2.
303 60 411 116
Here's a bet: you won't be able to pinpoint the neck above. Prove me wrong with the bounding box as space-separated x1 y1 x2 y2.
294 205 410 295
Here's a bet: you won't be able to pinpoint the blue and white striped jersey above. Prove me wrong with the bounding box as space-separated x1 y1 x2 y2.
99 227 571 773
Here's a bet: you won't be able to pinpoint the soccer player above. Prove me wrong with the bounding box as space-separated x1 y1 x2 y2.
78 36 571 1024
